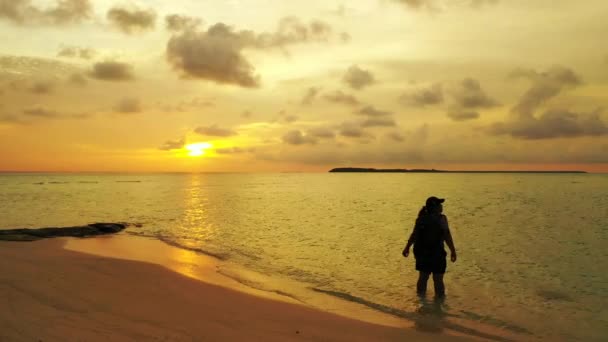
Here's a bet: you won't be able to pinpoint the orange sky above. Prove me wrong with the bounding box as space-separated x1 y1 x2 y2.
1 0 607 172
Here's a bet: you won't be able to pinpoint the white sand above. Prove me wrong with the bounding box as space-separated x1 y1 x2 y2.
0 236 477 341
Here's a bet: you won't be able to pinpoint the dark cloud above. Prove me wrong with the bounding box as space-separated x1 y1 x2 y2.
23 106 59 118
301 87 320 105
451 78 498 109
166 17 338 88
343 65 374 90
443 78 498 121
400 83 443 107
166 24 260 87
194 124 237 137
88 61 135 81
361 117 397 127
356 105 392 117
489 108 608 139
165 14 203 32
113 97 141 114
107 5 156 34
447 108 479 121
57 46 95 59
0 0 92 26
29 81 54 94
510 66 582 117
282 130 317 145
307 127 335 139
323 90 360 106
159 138 185 151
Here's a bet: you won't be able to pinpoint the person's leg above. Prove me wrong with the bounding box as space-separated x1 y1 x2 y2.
432 273 445 298
417 271 430 295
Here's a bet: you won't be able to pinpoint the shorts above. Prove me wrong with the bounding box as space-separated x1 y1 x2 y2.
415 253 447 274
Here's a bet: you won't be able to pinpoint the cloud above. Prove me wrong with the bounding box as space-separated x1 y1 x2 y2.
194 124 237 137
386 131 405 142
339 121 371 138
510 66 582 117
340 32 351 43
159 138 185 151
400 83 443 107
470 0 500 8
361 117 397 127
67 73 87 86
282 130 317 145
165 14 203 32
451 78 498 109
301 87 320 105
257 16 334 47
412 124 430 141
113 97 141 114
160 97 215 112
107 5 156 34
216 147 254 154
443 78 498 121
166 24 260 87
57 46 95 59
29 81 54 94
394 0 435 10
447 109 479 121
393 0 498 11
356 105 392 117
284 114 298 123
307 127 335 139
323 90 360 106
88 61 135 81
0 55 80 80
166 17 338 87
23 106 59 118
0 0 92 26
489 108 608 139
343 65 375 90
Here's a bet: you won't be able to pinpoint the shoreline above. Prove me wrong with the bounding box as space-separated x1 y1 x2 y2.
0 234 487 341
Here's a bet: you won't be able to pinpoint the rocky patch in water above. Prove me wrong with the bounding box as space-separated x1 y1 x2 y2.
0 223 127 242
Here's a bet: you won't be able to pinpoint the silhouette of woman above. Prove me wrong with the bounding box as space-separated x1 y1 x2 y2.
402 196 457 298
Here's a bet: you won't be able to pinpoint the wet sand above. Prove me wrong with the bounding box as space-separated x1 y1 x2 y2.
0 235 475 341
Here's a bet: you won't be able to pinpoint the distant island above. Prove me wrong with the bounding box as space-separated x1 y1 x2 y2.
329 167 587 174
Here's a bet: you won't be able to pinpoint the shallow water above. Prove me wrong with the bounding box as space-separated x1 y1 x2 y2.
1 173 607 341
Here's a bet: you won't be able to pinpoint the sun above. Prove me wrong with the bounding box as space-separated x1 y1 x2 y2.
185 142 212 157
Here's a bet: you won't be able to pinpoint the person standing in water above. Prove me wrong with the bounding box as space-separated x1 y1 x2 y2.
402 196 457 298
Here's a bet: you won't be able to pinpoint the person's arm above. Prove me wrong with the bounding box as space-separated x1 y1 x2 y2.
402 219 420 257
441 215 457 262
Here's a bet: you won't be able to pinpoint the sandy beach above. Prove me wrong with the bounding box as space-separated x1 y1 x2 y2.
0 235 476 342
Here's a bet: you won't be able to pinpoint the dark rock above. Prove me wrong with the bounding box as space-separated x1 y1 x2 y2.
0 223 126 242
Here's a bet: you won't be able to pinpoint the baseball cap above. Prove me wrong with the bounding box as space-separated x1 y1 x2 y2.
426 196 445 207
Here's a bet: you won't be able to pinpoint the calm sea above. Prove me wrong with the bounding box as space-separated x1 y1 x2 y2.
1 173 606 341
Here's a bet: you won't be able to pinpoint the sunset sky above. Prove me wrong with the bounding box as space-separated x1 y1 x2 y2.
1 0 607 172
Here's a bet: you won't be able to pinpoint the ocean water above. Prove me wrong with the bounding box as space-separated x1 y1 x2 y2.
1 173 607 341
